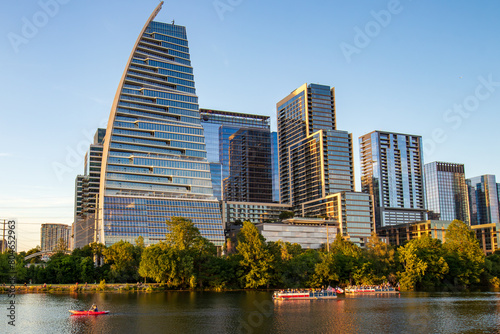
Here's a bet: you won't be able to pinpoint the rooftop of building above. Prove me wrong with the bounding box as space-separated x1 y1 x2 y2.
200 108 269 121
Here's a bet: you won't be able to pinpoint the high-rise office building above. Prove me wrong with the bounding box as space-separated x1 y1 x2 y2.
41 224 70 251
277 83 354 210
424 162 470 223
467 175 500 226
223 128 272 202
98 3 224 247
271 131 280 202
199 108 272 201
73 128 106 249
360 131 426 227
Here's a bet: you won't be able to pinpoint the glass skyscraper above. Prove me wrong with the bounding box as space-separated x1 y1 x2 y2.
223 128 272 202
271 131 279 202
73 128 106 249
199 108 272 201
360 131 427 227
424 161 470 223
467 175 500 226
277 83 354 210
98 3 224 247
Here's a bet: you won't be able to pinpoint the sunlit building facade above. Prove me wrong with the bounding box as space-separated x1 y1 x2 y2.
467 175 500 227
360 131 427 228
424 161 470 224
301 191 374 247
277 83 354 210
98 3 224 247
221 201 292 226
41 223 70 252
377 220 452 247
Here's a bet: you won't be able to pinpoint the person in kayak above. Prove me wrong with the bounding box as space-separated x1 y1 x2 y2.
89 304 98 312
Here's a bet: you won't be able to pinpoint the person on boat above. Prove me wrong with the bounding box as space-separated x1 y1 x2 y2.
89 304 98 312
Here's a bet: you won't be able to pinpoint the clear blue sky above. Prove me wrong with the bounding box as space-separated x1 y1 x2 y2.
1 0 499 251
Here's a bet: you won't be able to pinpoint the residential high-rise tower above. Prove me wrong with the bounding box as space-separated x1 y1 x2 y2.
360 131 426 227
276 83 354 210
41 224 70 252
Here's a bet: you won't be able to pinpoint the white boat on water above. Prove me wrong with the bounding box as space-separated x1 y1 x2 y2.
344 286 399 294
273 289 337 300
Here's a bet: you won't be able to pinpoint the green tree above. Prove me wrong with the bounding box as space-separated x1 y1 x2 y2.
310 252 339 287
53 237 68 253
90 242 106 266
166 217 205 251
279 211 295 220
398 235 449 290
199 255 239 290
236 221 274 288
138 242 194 287
328 234 363 284
103 240 140 282
267 240 304 286
443 220 485 286
79 257 96 283
365 234 397 284
164 217 216 287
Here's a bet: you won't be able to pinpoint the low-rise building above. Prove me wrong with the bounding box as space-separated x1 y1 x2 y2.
221 201 292 226
301 191 375 247
377 220 498 255
256 218 337 249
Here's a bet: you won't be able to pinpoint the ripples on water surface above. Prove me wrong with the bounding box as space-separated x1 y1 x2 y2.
2 291 500 333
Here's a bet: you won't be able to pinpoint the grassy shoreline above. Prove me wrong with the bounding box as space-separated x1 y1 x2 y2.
0 283 178 293
0 283 276 294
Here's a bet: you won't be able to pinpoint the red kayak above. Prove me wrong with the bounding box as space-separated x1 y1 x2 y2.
69 310 109 315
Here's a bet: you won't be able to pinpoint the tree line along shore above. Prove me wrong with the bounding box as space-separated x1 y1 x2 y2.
2 218 500 292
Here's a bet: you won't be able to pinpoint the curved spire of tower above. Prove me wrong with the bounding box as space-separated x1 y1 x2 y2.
97 2 224 247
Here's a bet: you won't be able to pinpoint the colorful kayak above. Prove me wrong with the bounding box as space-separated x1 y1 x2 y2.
69 310 109 315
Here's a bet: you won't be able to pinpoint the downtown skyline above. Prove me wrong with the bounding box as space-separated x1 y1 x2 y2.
1 0 500 250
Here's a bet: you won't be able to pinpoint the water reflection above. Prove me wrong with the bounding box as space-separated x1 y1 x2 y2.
2 291 500 333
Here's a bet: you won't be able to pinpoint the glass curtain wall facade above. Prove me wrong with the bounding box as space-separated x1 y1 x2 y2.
199 108 271 201
301 192 374 247
360 131 427 228
424 162 470 223
467 175 500 226
223 128 272 202
73 128 106 249
277 83 354 211
271 131 280 202
99 3 224 247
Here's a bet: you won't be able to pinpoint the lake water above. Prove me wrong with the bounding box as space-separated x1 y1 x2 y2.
2 290 500 333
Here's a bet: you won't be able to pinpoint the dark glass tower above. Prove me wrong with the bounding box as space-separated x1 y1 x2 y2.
99 3 224 247
199 108 271 201
223 128 272 202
